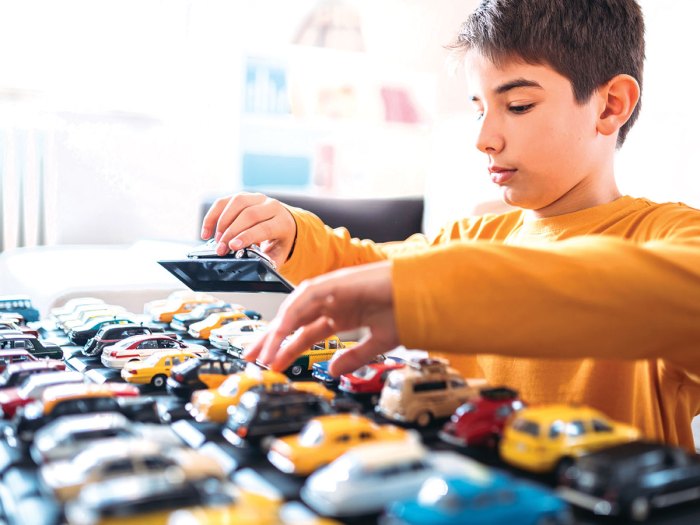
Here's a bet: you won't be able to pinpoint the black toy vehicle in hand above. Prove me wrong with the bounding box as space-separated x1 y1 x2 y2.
159 242 294 293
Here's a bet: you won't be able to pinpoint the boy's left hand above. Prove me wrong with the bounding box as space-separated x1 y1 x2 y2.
244 261 398 376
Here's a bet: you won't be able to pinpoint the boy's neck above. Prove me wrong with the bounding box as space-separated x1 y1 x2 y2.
524 179 622 221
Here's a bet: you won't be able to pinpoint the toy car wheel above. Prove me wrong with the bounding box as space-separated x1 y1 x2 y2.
415 411 433 427
151 374 167 388
628 496 651 522
290 365 304 377
554 457 575 485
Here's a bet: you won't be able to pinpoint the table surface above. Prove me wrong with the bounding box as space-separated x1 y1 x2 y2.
1 325 699 525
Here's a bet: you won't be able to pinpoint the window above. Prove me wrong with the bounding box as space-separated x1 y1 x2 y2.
449 377 466 389
164 358 171 367
592 419 613 433
158 339 179 349
566 420 586 437
549 420 565 439
513 418 540 437
138 340 158 350
142 456 174 470
413 380 447 393
495 405 514 419
336 434 351 443
328 339 339 349
101 459 134 476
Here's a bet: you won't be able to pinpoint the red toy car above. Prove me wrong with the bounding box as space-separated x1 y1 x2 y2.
0 349 39 373
0 360 67 390
338 357 405 397
0 370 85 419
438 387 525 448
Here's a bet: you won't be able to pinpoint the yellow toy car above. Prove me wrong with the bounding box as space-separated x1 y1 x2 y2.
189 368 334 423
121 349 199 388
267 413 412 476
149 294 217 324
168 500 341 525
188 311 249 340
284 336 356 377
499 403 641 476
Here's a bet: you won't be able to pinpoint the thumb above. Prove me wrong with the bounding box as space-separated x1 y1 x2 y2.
328 336 387 376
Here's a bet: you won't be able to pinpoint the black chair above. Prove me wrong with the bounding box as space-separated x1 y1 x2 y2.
202 192 424 243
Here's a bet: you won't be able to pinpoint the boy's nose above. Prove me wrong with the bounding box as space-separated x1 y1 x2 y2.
475 114 505 154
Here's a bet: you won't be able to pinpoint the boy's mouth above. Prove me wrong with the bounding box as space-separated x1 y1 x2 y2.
488 165 517 185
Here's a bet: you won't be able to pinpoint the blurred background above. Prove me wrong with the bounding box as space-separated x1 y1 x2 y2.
0 0 698 251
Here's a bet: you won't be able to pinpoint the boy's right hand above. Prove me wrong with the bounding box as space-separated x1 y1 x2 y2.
200 192 297 269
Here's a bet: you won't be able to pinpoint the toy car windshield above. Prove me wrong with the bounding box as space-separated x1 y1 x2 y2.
158 241 294 293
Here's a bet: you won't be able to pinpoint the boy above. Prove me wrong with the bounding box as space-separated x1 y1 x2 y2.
201 0 700 451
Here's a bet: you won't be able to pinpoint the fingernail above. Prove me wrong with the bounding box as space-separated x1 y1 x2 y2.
216 242 227 254
214 232 222 242
201 228 210 240
230 238 243 250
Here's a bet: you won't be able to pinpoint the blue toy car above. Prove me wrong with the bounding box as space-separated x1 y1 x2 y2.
0 296 40 322
311 359 337 387
383 471 573 525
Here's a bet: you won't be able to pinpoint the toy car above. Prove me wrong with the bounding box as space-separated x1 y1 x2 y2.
188 310 251 339
59 304 128 331
384 471 572 525
63 474 240 525
189 367 334 423
30 411 182 464
82 322 170 357
170 301 240 331
302 440 490 517
40 436 227 501
0 295 40 322
337 356 405 397
121 349 199 388
50 297 105 320
281 336 356 378
439 387 525 448
267 413 413 476
11 382 142 442
68 316 138 346
0 349 40 373
0 333 63 360
499 404 641 476
376 358 485 427
0 360 66 390
558 440 700 522
208 319 268 351
166 356 246 399
223 386 335 446
0 318 38 337
0 370 85 419
101 334 208 369
149 293 219 323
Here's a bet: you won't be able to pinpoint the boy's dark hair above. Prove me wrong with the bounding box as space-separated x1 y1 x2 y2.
450 0 645 147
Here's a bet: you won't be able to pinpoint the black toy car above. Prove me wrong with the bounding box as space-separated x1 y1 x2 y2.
558 440 700 522
223 386 334 446
82 323 171 357
67 317 136 346
10 384 160 443
166 356 246 399
0 334 63 360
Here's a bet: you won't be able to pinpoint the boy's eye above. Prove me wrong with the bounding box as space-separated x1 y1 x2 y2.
509 103 534 114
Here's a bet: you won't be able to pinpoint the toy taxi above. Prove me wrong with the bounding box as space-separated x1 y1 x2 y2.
149 293 218 323
188 310 250 340
166 357 245 399
266 413 413 476
282 336 356 378
121 349 199 388
499 404 641 476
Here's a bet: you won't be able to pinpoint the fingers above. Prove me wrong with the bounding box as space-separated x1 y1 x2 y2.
200 198 229 240
269 316 336 373
328 336 387 376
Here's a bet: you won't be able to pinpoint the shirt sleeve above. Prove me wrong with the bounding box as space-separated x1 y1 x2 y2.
392 233 700 377
279 206 434 285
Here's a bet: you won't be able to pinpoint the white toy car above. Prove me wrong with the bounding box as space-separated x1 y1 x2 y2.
208 319 268 351
101 334 208 369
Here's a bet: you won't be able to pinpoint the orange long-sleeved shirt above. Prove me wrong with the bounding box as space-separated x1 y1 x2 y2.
280 196 700 451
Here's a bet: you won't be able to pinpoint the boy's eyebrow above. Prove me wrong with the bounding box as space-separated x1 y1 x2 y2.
495 78 543 94
470 78 543 101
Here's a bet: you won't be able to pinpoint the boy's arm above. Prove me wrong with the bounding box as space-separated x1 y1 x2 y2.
280 207 434 285
393 233 700 376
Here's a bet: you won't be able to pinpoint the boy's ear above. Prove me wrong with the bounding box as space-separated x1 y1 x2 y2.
596 74 641 137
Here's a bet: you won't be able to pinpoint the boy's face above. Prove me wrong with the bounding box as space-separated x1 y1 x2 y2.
464 51 614 216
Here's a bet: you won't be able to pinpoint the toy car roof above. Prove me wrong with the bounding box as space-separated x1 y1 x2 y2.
159 243 294 293
406 357 450 374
